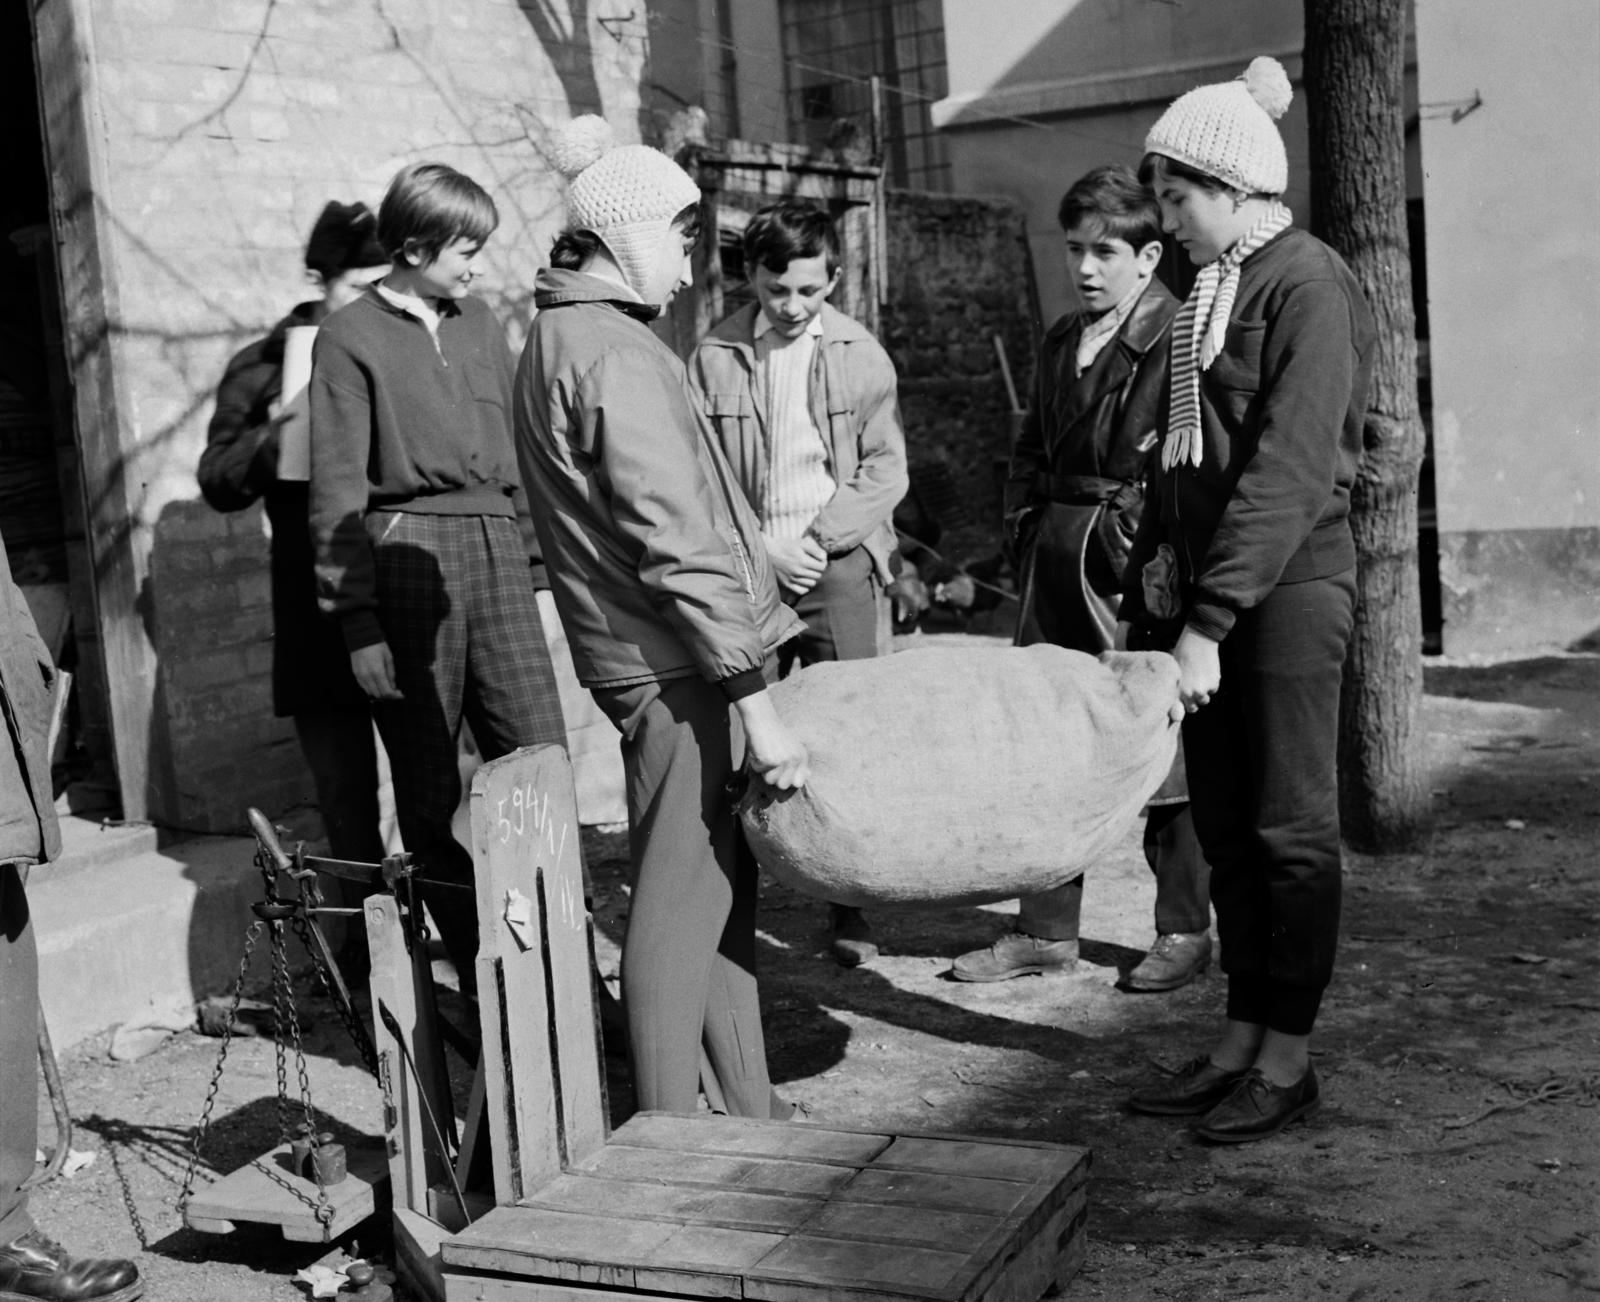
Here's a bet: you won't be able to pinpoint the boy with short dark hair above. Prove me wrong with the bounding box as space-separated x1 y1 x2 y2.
691 198 908 968
309 162 567 978
950 164 1213 994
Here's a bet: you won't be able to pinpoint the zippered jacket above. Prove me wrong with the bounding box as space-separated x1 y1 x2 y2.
690 302 907 584
1122 229 1375 640
308 289 527 651
513 270 801 697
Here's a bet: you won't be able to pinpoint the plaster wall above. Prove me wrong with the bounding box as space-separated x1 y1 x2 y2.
1415 0 1600 655
35 0 661 829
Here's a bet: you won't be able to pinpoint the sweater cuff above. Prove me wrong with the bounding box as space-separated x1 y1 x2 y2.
340 611 386 653
717 668 766 703
1186 597 1237 643
528 560 551 592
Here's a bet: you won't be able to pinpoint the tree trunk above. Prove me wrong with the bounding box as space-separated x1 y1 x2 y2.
1303 0 1430 850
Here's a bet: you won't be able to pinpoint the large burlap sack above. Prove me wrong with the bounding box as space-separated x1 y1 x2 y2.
740 644 1180 907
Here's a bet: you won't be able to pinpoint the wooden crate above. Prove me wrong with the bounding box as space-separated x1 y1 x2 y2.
442 1113 1087 1301
407 746 1090 1302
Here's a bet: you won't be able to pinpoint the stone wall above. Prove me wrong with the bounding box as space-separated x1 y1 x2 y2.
880 188 1037 562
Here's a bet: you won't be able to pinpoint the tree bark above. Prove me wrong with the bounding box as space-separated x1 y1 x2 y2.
1303 0 1430 850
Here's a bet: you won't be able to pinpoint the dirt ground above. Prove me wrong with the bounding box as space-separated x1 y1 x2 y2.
26 655 1600 1301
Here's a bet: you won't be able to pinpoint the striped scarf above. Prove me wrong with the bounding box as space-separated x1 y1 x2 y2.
1162 202 1292 471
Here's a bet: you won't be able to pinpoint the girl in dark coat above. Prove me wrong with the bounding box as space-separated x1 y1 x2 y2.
1119 59 1376 1142
198 204 389 877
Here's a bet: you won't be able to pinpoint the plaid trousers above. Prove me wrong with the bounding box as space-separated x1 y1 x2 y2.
366 511 567 974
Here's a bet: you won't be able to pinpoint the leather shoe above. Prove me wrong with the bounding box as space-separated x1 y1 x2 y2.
1126 1056 1248 1116
1196 1065 1320 1143
951 931 1078 982
1120 931 1211 993
828 905 879 967
0 1229 142 1301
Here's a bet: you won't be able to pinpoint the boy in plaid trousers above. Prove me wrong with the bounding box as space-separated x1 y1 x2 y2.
310 162 566 980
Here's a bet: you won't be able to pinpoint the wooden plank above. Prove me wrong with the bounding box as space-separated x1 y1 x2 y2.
184 1142 387 1242
367 894 448 1212
869 1136 1081 1185
947 1179 1086 1302
471 746 607 1201
968 1190 1086 1302
612 1113 892 1166
444 1205 785 1294
454 1063 487 1191
522 1172 821 1234
445 1277 676 1302
580 1144 857 1197
394 1207 448 1302
746 1235 971 1300
831 1168 1032 1217
799 1201 1003 1254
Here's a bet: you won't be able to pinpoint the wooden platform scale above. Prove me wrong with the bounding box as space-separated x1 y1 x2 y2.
377 745 1091 1301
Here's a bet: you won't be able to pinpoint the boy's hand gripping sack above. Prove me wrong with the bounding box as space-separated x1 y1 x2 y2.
739 644 1181 907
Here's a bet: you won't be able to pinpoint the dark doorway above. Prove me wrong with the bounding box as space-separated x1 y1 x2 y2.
2 8 116 810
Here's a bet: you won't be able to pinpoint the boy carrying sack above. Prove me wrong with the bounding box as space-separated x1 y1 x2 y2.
309 162 567 981
950 166 1211 994
691 200 908 969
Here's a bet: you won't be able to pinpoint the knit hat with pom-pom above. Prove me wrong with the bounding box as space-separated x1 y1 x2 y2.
1145 57 1293 196
552 115 701 297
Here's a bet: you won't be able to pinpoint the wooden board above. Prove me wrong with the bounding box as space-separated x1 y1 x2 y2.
184 1142 388 1243
470 746 607 1205
441 1113 1089 1301
367 893 452 1213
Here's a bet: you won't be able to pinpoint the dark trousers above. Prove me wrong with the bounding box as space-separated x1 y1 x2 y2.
593 674 776 1119
368 513 567 976
1015 802 1210 940
295 709 385 941
1182 571 1356 1036
0 864 37 1243
777 546 880 675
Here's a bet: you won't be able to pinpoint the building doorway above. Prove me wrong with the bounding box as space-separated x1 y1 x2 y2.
2 5 116 814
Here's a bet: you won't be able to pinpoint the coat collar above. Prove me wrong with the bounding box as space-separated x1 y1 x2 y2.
701 300 873 356
533 268 661 322
1052 278 1180 436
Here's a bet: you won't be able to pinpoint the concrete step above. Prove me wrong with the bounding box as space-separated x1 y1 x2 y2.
28 828 314 1051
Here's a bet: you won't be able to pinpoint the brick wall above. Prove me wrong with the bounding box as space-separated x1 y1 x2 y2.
49 0 664 831
880 188 1038 562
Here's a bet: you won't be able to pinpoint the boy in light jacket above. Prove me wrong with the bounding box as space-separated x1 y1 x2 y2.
691 200 908 968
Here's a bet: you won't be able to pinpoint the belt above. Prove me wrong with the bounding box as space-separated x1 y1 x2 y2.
1035 473 1142 509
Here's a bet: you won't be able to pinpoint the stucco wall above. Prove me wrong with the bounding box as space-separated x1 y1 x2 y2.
1416 0 1600 654
933 0 1310 322
37 0 660 828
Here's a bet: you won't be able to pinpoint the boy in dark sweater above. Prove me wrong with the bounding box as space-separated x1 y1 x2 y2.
1121 60 1376 1142
310 163 567 978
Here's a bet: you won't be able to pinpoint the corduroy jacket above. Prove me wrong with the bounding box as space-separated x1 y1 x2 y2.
1 533 59 866
1121 228 1375 641
690 302 907 585
512 270 801 699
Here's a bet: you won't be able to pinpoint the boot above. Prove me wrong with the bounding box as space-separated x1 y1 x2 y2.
951 931 1079 982
828 905 879 968
1120 931 1211 993
0 1229 142 1301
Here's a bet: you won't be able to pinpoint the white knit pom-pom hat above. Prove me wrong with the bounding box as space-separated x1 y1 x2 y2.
551 115 701 296
1145 57 1294 196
